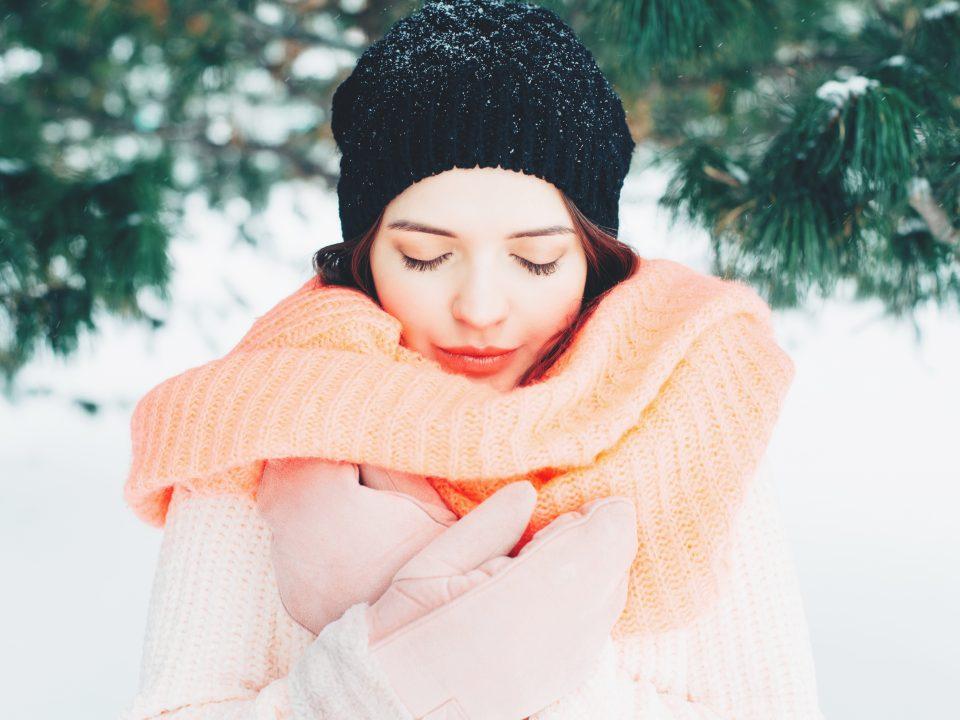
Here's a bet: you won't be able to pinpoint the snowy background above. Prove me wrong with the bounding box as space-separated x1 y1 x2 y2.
1 156 957 719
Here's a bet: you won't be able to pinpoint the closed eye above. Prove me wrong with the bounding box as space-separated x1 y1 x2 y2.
401 253 559 276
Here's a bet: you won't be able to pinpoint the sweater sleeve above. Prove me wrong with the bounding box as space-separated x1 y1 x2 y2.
118 485 414 720
531 458 827 720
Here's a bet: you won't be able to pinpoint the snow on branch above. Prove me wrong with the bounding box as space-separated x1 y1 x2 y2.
815 76 878 107
907 177 960 248
922 1 959 21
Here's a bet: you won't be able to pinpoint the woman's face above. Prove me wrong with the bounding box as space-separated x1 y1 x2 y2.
369 166 588 392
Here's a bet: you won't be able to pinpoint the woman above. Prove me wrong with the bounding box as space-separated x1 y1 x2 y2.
120 1 825 718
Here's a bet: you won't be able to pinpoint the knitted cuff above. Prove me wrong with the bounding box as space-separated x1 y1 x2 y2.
288 602 415 720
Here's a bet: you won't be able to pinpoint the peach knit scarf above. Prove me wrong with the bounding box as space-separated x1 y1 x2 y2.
123 257 795 637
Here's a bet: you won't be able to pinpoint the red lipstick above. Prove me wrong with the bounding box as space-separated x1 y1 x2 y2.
435 345 518 375
439 345 516 357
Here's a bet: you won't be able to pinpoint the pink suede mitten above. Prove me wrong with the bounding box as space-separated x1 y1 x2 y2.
365 481 638 720
359 462 459 525
255 457 457 634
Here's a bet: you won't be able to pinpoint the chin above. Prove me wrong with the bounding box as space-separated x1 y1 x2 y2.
481 372 519 393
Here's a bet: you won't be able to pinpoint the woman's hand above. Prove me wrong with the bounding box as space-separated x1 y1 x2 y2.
255 457 457 635
365 481 638 720
256 459 639 718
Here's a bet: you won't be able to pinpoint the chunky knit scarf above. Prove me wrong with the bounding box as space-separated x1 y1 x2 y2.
124 257 795 637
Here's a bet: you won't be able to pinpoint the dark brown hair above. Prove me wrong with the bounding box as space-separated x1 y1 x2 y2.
312 190 641 387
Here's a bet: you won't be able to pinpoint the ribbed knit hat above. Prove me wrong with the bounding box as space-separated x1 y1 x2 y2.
330 0 636 243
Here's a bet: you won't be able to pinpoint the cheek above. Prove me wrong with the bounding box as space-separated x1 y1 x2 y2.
378 281 443 342
521 279 582 332
538 298 578 337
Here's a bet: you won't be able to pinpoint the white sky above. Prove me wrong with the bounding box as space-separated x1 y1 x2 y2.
1 157 957 718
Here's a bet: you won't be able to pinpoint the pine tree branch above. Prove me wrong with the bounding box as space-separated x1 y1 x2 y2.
870 0 904 36
232 9 363 54
24 95 340 187
644 47 863 96
907 176 960 254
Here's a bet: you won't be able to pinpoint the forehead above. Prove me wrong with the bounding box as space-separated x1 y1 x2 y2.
382 166 571 237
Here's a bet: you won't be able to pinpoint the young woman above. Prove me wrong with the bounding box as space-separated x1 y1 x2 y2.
121 1 825 718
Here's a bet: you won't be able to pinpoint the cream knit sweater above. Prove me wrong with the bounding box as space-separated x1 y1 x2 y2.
119 456 825 719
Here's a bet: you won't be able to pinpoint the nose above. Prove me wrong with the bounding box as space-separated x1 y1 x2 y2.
450 271 509 331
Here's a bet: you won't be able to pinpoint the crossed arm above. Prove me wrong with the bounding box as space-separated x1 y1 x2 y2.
120 457 825 720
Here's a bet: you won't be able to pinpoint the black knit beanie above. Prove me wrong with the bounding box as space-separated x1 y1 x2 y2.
330 0 636 243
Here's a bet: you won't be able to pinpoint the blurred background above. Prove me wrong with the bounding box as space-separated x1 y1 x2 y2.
1 1 957 717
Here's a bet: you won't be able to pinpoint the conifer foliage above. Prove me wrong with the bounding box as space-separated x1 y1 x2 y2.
0 0 417 385
548 0 959 312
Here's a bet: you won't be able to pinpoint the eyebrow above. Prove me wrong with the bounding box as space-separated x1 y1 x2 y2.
386 219 575 239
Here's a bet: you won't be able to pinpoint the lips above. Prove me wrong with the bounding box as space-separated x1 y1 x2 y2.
434 345 518 375
438 345 516 357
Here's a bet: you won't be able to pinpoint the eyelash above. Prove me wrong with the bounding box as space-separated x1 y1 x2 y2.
400 253 559 276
